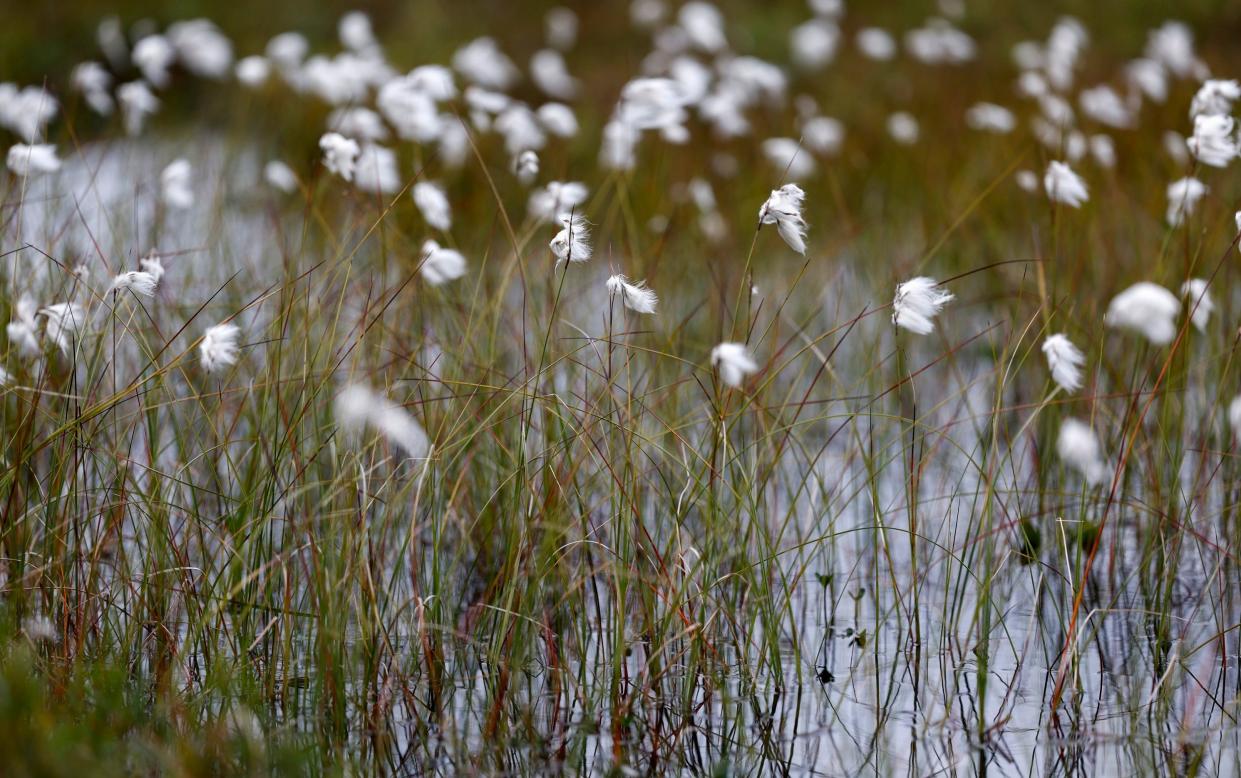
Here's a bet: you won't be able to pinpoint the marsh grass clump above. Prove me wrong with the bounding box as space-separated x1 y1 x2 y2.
2 1 1241 775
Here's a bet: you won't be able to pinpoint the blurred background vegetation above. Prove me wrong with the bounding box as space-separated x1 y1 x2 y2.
6 0 1241 111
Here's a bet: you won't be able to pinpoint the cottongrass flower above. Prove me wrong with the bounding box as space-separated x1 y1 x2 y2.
0 86 58 142
265 32 308 71
6 295 40 358
1186 114 1238 168
711 342 759 388
606 275 658 314
791 18 840 70
857 28 897 60
40 303 85 354
1057 418 1109 486
117 81 159 136
139 253 165 283
1126 58 1168 103
6 144 60 176
513 150 539 186
892 277 954 335
264 160 298 193
419 239 467 286
1229 395 1241 444
615 78 694 140
1089 135 1116 169
1104 282 1181 345
886 112 919 145
333 384 430 459
496 104 547 155
550 214 591 263
200 322 241 373
319 132 360 182
800 116 845 155
530 50 580 100
108 270 158 298
758 184 807 255
1078 85 1132 128
1042 334 1085 392
235 55 270 87
377 77 443 143
761 138 815 180
529 180 588 223
353 144 400 195
1189 78 1240 119
161 159 194 209
133 34 175 88
72 62 113 115
1180 278 1214 331
452 37 519 91
545 7 578 50
1163 130 1190 166
1165 177 1206 227
1043 161 1088 207
1015 170 1039 193
413 182 452 231
166 19 233 79
965 103 1015 133
679 1 727 52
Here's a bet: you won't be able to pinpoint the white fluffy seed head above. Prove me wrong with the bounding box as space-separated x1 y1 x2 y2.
606 275 658 314
6 295 40 358
1057 418 1109 486
1180 278 1214 332
39 303 85 355
965 103 1015 134
893 277 954 335
1166 177 1207 227
1189 78 1241 119
1104 282 1181 345
550 214 591 263
758 184 807 254
333 384 429 459
528 180 588 223
1187 114 1238 168
109 270 158 298
420 239 467 286
413 181 452 231
886 112 920 145
513 149 539 186
264 160 298 193
711 342 759 388
319 132 360 182
1041 333 1085 392
161 159 194 209
139 253 165 283
117 81 159 136
200 322 241 373
6 144 61 176
1228 396 1241 443
1043 160 1089 207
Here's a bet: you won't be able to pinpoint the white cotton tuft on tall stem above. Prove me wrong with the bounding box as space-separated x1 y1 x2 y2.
606 275 658 314
1042 333 1085 392
758 184 807 254
1104 282 1181 345
711 342 759 388
1057 418 1109 486
333 384 430 459
892 277 954 335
